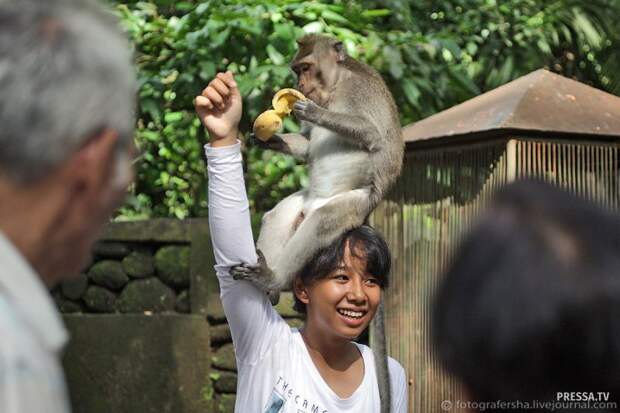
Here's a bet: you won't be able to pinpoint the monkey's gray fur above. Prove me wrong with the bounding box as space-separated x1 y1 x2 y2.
231 34 403 413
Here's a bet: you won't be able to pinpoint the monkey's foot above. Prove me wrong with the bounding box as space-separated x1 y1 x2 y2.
229 262 262 280
230 250 281 304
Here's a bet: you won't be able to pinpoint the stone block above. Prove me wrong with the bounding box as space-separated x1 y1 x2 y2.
155 246 190 288
52 290 64 307
212 371 237 394
62 315 211 413
175 290 190 313
60 273 88 300
60 300 84 314
102 219 190 242
88 260 129 290
206 294 227 325
83 286 116 313
122 251 155 278
211 343 236 372
217 394 236 412
210 324 231 346
116 278 176 313
93 242 130 259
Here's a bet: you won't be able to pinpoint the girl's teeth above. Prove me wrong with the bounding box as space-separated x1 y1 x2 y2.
339 309 363 318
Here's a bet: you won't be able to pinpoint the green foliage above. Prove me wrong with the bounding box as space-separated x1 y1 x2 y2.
110 0 620 221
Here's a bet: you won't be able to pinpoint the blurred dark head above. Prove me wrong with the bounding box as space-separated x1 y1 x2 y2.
432 179 620 410
293 225 391 314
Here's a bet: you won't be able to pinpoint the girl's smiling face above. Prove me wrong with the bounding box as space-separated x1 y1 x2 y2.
295 242 382 341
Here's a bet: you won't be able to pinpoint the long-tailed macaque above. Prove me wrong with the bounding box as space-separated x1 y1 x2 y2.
234 34 403 296
231 34 403 413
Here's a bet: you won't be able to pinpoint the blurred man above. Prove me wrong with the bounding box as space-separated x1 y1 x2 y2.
432 180 620 412
0 0 136 411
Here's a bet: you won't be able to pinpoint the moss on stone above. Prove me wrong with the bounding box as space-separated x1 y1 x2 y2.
213 371 237 393
218 394 236 412
175 290 190 313
122 251 155 278
116 278 176 313
83 286 116 313
211 343 236 372
88 260 129 290
155 246 190 288
60 273 88 300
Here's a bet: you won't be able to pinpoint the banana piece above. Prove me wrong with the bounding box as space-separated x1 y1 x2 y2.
253 110 283 141
253 88 306 141
272 88 306 116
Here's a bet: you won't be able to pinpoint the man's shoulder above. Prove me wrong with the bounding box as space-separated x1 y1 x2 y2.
0 295 38 355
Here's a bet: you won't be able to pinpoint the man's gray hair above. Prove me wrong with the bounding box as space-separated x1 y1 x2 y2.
0 0 136 183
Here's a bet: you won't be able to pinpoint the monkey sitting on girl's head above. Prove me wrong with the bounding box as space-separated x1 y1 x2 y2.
232 34 403 302
194 34 406 413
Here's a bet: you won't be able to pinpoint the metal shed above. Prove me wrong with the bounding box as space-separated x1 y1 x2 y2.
369 69 620 412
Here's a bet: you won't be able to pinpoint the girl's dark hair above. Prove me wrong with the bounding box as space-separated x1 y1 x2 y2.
293 225 391 314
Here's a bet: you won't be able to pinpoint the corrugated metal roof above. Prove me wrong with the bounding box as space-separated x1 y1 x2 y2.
403 69 620 143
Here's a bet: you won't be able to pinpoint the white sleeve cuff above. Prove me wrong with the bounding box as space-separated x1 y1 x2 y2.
204 140 242 165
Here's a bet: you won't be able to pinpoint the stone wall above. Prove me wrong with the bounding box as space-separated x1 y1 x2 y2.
54 218 304 413
52 219 213 316
54 243 191 314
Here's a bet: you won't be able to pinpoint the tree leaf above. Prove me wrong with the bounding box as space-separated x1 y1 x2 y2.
362 9 392 18
321 10 349 25
402 78 421 107
266 44 285 65
164 111 184 123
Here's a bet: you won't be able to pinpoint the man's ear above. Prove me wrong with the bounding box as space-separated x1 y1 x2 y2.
64 129 120 193
293 277 310 305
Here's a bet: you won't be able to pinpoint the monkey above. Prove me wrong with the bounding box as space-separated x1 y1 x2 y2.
235 34 403 301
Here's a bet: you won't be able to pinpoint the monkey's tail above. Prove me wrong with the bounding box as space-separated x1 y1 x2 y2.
371 299 391 413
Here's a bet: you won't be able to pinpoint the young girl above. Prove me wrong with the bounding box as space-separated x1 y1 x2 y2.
195 71 408 412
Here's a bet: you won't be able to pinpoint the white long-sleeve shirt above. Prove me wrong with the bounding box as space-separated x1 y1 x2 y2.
0 232 71 413
205 141 408 413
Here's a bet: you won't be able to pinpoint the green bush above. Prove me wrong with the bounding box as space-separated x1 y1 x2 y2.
110 0 620 223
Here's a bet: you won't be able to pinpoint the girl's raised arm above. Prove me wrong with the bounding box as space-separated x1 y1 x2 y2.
197 73 288 364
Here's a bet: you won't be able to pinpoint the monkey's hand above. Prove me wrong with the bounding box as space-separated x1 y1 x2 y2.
293 100 323 124
230 250 280 303
249 133 310 161
249 133 286 152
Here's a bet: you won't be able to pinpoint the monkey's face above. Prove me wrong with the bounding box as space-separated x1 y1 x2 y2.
292 60 317 100
291 57 334 107
299 245 381 340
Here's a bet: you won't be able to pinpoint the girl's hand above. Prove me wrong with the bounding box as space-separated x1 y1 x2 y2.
194 71 242 147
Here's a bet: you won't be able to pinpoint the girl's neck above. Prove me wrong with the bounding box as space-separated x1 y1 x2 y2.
300 324 359 368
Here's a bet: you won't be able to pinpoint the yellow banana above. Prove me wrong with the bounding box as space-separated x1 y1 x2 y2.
252 88 306 141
